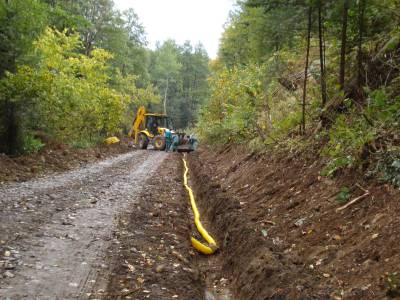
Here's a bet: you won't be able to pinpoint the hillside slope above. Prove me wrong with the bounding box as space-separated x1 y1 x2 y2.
189 146 400 299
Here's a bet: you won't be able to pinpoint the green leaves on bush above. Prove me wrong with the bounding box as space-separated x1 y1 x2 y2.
322 88 399 177
321 112 375 175
336 186 351 204
374 152 400 188
22 135 44 154
0 28 159 150
197 56 309 147
197 65 263 144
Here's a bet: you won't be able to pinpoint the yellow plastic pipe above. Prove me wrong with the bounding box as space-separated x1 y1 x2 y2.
191 237 216 255
182 154 218 255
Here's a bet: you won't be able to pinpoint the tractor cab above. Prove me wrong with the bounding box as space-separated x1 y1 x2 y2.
145 114 173 135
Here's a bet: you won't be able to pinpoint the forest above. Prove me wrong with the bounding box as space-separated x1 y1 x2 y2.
0 0 210 154
198 0 400 187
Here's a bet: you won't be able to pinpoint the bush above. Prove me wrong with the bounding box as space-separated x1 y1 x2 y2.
374 152 400 187
321 87 399 178
71 140 93 149
22 134 44 154
197 60 307 146
321 112 376 176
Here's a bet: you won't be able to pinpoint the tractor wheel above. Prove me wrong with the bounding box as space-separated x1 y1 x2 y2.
153 136 166 151
138 134 149 149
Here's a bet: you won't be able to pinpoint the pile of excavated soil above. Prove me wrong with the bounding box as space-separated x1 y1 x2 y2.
188 145 400 299
98 154 205 299
0 139 133 184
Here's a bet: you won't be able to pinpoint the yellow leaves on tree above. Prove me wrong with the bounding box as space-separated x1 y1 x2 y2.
1 27 159 144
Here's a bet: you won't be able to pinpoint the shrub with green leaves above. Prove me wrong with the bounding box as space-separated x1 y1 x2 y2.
0 28 159 152
22 134 44 154
374 151 400 188
197 55 310 146
322 87 399 177
336 186 351 204
365 88 400 127
321 112 376 176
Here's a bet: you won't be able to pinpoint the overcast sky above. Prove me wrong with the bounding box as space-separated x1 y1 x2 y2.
113 0 235 58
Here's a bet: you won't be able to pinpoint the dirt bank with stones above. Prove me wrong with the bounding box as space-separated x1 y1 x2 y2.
188 145 400 299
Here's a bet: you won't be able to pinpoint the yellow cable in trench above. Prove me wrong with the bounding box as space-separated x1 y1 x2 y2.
182 154 218 255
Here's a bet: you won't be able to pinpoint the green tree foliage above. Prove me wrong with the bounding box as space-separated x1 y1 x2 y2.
0 0 209 154
150 40 182 116
198 0 400 181
198 52 318 148
0 0 159 154
219 1 307 66
50 1 150 85
149 40 210 129
0 0 50 154
178 43 210 128
0 28 158 148
0 0 210 154
198 65 266 144
0 0 48 75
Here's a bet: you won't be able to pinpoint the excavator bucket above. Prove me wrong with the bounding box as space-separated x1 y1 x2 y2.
177 145 195 153
104 136 120 145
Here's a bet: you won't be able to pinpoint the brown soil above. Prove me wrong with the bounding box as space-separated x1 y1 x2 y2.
0 139 132 184
188 145 400 299
97 154 205 299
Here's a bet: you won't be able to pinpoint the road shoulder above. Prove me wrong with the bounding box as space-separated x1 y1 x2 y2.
95 154 205 299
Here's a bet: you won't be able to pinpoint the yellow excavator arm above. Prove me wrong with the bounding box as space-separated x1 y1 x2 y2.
128 106 146 144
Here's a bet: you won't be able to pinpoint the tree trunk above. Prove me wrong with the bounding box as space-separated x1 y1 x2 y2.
1 0 20 154
339 0 349 90
318 3 327 106
163 77 169 115
4 100 20 155
302 6 312 135
357 0 366 87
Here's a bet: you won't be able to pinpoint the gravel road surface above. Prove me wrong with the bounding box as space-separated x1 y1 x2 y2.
0 150 167 299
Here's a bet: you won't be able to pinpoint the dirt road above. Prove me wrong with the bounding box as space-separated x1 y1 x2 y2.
0 151 170 299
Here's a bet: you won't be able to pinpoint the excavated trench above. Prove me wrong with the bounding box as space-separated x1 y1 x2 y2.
97 152 234 300
182 155 233 300
187 146 400 299
188 151 328 299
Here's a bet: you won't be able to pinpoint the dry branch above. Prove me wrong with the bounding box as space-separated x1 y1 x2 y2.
336 191 370 212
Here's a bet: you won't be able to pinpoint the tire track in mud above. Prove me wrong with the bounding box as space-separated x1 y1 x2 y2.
0 150 167 299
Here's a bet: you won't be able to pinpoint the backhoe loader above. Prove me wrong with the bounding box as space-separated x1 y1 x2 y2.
128 106 198 152
128 106 170 150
